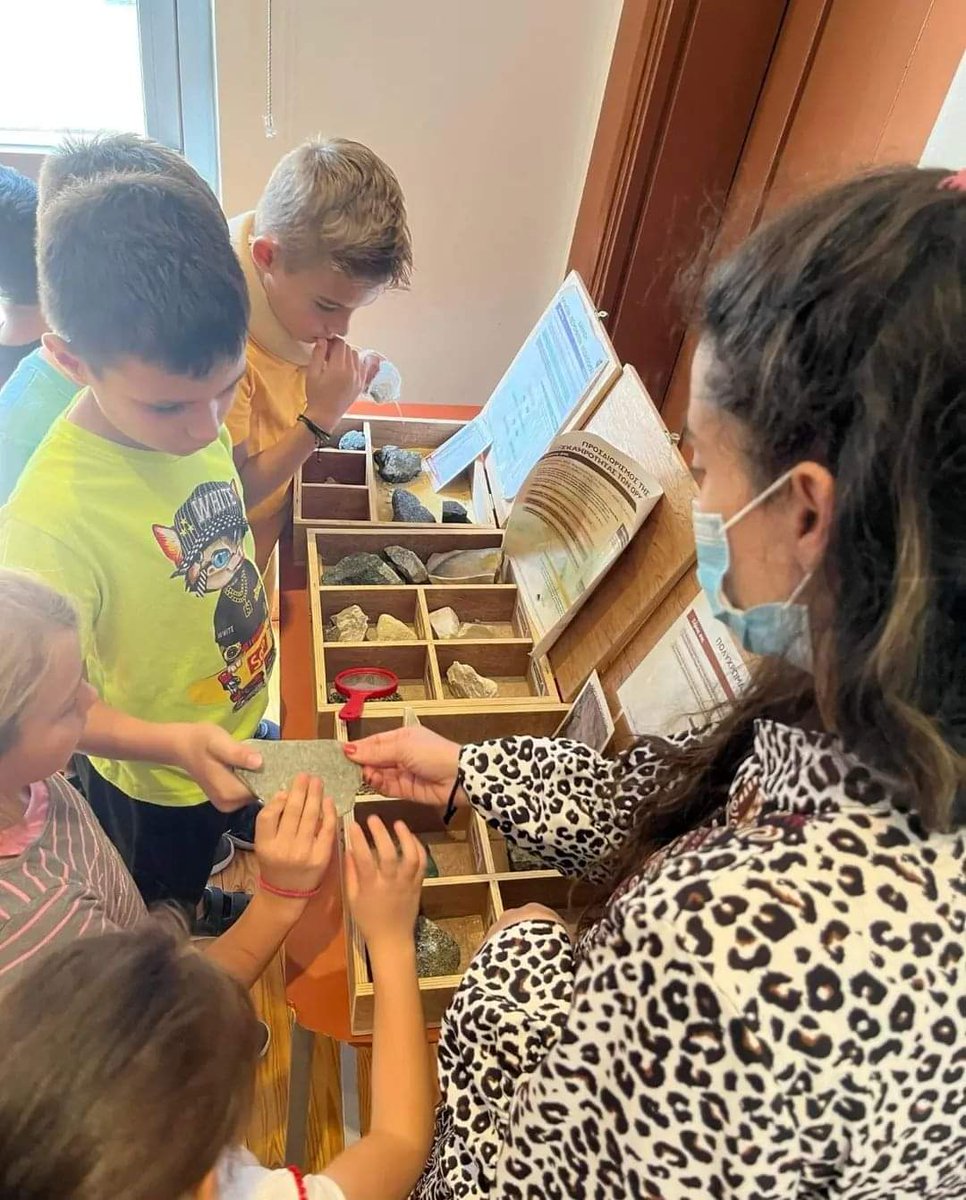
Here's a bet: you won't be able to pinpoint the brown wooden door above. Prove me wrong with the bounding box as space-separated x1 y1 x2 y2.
572 0 966 430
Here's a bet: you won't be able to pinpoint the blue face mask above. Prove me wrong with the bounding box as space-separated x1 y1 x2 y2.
693 470 813 671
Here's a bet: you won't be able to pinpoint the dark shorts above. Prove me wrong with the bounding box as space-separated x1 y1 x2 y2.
72 756 229 910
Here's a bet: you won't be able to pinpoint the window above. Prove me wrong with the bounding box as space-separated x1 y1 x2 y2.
0 0 218 189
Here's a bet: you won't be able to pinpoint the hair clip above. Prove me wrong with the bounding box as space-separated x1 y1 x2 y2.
938 168 966 192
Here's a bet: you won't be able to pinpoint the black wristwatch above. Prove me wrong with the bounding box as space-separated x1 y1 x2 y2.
297 413 334 449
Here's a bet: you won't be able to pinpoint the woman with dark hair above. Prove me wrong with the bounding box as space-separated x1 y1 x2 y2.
347 166 966 1199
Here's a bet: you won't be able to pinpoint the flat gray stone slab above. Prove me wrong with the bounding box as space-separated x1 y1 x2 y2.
236 740 362 815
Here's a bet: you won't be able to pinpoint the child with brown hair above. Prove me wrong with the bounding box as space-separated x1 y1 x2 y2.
227 137 412 572
0 818 434 1200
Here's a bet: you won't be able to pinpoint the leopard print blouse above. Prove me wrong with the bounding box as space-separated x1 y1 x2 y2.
413 720 966 1200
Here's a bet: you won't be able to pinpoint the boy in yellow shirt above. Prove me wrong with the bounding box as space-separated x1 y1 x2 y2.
227 137 412 570
0 173 270 928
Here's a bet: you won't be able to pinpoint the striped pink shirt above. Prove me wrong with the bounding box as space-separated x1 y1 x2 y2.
0 773 144 985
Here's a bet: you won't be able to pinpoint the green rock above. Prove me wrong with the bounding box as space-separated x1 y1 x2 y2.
414 915 461 978
507 843 545 872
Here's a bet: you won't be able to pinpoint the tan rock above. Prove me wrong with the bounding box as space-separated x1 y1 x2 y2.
447 661 498 699
457 623 497 639
376 613 417 641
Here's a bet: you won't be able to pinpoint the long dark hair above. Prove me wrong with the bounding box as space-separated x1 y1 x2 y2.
605 167 965 895
0 919 262 1200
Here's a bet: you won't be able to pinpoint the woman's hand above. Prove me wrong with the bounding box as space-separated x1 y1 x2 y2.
254 773 337 901
345 816 426 959
345 727 465 809
484 903 571 945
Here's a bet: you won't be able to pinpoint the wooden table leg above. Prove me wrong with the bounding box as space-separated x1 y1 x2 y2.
285 1020 316 1167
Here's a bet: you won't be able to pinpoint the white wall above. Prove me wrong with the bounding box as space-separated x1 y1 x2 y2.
921 51 966 167
213 0 621 406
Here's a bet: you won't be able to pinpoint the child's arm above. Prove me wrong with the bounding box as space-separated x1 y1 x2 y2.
323 817 435 1200
79 697 260 811
204 774 337 987
236 338 368 511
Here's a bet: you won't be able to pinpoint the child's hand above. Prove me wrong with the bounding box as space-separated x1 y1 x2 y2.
344 727 464 809
171 722 261 811
345 816 426 958
255 774 337 903
305 337 365 432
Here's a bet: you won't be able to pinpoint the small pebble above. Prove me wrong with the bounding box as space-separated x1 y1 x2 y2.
338 430 367 451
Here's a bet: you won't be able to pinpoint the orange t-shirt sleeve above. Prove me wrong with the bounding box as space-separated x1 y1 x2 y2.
224 363 256 448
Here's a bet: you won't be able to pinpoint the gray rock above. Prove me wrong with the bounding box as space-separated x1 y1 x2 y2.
338 430 366 451
427 548 502 584
392 489 436 523
441 499 470 524
324 553 403 587
375 445 422 484
507 844 546 872
429 606 461 639
447 661 499 699
328 604 369 643
375 613 416 641
383 545 429 584
414 915 461 978
235 739 362 816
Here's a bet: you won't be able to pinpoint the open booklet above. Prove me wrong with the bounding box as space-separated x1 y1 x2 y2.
503 432 662 658
616 592 750 736
424 272 619 496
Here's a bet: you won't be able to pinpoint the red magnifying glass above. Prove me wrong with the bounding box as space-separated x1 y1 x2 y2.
334 666 400 722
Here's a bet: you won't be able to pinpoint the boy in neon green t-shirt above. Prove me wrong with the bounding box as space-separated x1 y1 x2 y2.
0 173 272 922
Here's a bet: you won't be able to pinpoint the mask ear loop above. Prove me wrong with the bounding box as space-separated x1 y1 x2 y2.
721 468 796 531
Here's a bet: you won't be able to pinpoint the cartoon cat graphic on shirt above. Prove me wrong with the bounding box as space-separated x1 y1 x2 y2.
153 481 276 710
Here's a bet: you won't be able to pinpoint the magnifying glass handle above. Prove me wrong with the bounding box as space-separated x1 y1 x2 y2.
338 693 366 722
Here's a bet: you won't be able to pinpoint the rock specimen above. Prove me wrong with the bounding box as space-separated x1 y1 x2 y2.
383 545 428 584
235 740 362 816
338 430 366 451
441 499 470 524
458 622 497 639
447 661 498 699
389 831 439 879
414 915 461 978
392 488 436 523
375 613 416 641
427 548 502 584
375 445 421 484
328 604 369 643
328 686 402 704
507 844 546 872
429 606 461 640
324 554 402 587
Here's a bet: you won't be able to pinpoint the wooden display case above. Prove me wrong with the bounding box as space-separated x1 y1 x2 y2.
333 707 588 1032
293 414 498 560
307 527 563 738
296 356 701 1037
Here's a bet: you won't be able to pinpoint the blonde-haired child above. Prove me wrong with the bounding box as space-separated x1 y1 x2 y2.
0 567 336 991
0 819 433 1200
227 137 412 572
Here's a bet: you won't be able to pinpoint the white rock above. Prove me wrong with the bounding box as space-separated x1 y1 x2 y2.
427 548 502 584
330 604 369 643
429 606 461 639
447 661 498 699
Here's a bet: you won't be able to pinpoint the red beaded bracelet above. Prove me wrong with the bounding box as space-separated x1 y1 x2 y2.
259 877 322 900
286 1165 308 1199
